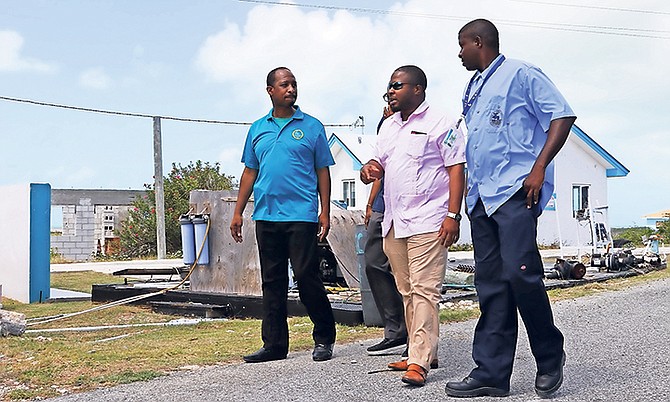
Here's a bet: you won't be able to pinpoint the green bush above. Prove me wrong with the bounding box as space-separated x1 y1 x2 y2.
657 220 670 241
612 226 654 247
116 160 235 258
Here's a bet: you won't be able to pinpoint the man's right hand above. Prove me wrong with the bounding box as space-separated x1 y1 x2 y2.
364 205 372 228
230 214 244 243
360 160 384 184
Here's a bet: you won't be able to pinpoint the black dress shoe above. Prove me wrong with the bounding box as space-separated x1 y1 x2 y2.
312 343 334 361
366 337 407 355
535 353 566 398
445 376 509 398
243 347 287 363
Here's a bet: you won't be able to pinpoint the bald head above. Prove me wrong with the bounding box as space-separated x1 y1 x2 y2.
459 19 499 53
267 67 292 86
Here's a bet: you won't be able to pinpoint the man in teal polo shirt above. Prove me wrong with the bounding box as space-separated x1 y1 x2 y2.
230 67 336 363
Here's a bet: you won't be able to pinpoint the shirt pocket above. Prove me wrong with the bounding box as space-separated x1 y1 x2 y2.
405 134 428 159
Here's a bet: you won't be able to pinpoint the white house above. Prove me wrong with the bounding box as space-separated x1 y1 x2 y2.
643 209 670 229
328 125 629 253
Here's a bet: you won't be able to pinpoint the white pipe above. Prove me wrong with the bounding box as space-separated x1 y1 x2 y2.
25 318 226 333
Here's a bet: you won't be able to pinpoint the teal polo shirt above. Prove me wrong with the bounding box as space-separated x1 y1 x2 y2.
242 106 335 222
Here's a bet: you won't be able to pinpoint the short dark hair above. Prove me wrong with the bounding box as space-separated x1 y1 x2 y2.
266 67 291 86
394 65 427 89
459 19 499 52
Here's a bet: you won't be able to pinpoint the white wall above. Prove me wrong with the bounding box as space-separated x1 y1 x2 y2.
0 184 51 303
549 138 609 252
0 184 31 303
330 145 369 210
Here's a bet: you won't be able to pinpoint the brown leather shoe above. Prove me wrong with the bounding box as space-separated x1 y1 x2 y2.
401 364 427 386
388 359 408 371
388 359 439 371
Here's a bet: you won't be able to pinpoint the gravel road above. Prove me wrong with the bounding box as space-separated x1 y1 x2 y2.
47 277 670 402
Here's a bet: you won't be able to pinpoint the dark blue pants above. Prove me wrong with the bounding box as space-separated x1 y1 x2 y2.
255 221 336 353
469 191 564 390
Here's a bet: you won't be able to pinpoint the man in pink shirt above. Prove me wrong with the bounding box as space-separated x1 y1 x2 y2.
361 65 466 386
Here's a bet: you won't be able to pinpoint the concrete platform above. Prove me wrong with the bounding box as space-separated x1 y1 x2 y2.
49 288 91 302
51 259 184 274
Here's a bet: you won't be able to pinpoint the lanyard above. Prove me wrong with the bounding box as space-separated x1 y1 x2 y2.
458 55 506 128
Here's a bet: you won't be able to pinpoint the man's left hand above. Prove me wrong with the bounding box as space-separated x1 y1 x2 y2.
438 217 460 247
523 167 546 208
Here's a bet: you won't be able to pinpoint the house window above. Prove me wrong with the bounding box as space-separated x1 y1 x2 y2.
342 180 356 208
572 185 590 219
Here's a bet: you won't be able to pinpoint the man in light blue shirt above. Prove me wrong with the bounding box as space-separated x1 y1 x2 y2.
445 19 576 399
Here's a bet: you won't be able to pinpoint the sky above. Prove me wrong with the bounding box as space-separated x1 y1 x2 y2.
1 0 668 228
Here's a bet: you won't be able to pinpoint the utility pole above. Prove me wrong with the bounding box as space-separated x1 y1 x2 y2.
153 117 167 259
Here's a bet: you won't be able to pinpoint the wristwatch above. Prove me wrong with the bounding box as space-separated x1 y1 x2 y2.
446 211 462 222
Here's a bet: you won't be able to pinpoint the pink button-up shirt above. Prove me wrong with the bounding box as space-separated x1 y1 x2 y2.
373 101 466 238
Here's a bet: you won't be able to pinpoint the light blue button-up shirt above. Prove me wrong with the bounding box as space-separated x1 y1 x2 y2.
463 55 575 216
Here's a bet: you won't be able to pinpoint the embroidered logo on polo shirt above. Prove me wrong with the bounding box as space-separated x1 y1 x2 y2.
291 129 304 140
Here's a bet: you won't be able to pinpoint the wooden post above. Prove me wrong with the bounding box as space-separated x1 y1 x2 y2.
153 117 167 259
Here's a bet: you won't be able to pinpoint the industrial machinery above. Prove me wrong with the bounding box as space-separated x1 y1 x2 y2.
572 204 666 273
590 236 666 272
546 258 587 280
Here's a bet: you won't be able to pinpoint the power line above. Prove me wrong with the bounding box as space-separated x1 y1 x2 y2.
509 0 670 16
0 95 251 125
0 96 358 128
237 0 670 39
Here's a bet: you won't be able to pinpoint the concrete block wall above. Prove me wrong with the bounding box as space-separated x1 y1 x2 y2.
50 198 96 261
61 205 76 236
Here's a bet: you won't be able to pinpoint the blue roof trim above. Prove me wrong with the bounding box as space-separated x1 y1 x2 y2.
570 125 629 177
328 134 364 170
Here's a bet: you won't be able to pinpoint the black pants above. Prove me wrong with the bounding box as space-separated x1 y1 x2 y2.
469 191 564 390
255 221 336 353
364 211 406 341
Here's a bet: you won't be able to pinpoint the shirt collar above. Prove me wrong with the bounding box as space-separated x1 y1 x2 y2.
476 54 505 81
265 105 303 121
391 100 430 124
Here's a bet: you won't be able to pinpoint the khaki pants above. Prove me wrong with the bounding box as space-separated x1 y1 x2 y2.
383 226 446 371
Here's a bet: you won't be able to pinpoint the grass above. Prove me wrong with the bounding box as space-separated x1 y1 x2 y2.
1 266 668 400
49 248 71 264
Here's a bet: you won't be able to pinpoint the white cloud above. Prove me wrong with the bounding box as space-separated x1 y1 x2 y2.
194 5 399 119
0 30 55 73
218 146 243 179
193 0 669 226
79 67 112 90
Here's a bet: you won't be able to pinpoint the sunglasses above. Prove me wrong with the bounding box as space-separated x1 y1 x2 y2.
387 81 415 91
